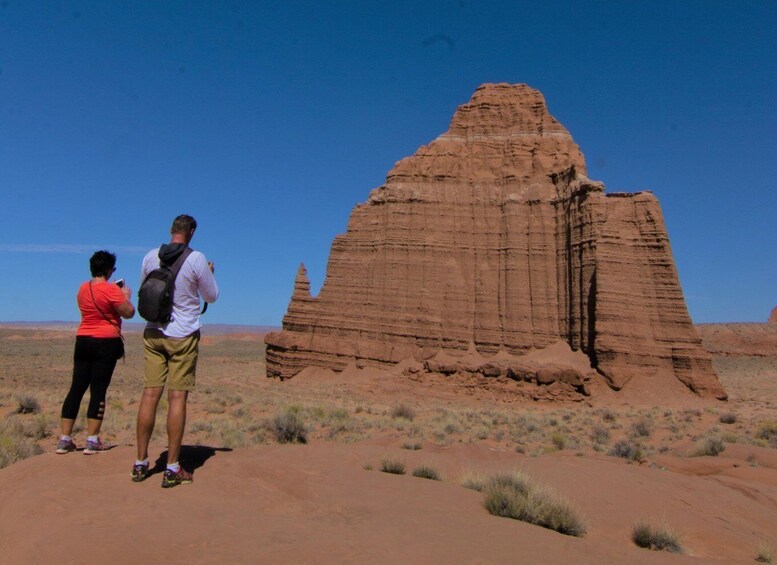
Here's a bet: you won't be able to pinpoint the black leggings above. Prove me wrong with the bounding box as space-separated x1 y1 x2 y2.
61 336 123 421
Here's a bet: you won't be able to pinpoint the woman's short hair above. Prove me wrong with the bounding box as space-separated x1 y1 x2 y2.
89 250 116 278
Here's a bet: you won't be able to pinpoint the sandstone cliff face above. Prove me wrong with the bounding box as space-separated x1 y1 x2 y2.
266 83 726 400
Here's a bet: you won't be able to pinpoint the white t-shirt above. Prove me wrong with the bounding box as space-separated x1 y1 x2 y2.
141 248 219 338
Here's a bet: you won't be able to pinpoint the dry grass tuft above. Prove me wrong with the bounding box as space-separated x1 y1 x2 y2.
15 394 40 414
380 458 406 475
632 522 682 553
609 440 643 462
411 464 441 480
693 436 726 457
482 471 586 537
756 542 775 563
390 404 416 421
460 469 487 492
719 412 738 424
0 418 44 469
267 408 308 444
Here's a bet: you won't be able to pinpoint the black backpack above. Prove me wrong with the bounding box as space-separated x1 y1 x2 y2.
137 247 192 324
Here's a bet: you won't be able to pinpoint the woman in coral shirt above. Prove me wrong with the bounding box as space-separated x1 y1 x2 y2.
56 250 135 455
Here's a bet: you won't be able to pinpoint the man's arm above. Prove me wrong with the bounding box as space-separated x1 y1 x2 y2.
196 254 219 303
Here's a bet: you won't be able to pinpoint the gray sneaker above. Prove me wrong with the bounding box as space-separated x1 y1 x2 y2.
55 438 77 454
131 463 149 482
83 438 109 455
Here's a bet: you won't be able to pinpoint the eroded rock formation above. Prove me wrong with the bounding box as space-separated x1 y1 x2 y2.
266 83 727 400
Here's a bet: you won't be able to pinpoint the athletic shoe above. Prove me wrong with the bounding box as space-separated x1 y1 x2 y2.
55 438 77 454
83 438 109 455
161 467 193 488
131 463 149 483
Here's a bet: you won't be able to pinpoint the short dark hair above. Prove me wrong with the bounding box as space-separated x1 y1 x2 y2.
171 214 197 235
89 250 116 278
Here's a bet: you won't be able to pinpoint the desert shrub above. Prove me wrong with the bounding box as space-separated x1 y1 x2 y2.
412 464 441 481
591 424 610 444
756 542 775 563
390 404 416 421
756 421 777 441
630 417 653 438
0 419 43 469
632 522 682 553
362 463 373 471
380 458 406 475
718 413 738 424
694 437 726 457
15 394 40 415
609 440 643 462
26 413 51 440
482 472 586 537
550 432 566 450
443 422 460 434
682 408 702 422
599 409 617 423
267 408 308 444
401 442 422 450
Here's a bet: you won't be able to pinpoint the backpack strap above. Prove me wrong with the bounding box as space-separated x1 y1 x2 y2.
165 246 193 279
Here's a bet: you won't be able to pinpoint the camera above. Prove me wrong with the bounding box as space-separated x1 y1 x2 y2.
116 279 125 288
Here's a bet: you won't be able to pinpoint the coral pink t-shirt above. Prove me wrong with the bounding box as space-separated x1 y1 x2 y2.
76 281 126 338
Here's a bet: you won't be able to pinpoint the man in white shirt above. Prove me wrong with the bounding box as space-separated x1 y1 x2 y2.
131 214 219 487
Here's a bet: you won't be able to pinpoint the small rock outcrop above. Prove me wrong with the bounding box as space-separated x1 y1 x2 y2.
769 307 777 324
266 83 726 400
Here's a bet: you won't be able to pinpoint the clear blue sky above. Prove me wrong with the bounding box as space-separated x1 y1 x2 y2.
1 1 775 325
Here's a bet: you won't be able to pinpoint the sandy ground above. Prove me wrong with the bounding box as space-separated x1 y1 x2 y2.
1 327 776 564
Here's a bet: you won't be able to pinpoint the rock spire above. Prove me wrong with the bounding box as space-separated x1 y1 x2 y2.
265 83 726 400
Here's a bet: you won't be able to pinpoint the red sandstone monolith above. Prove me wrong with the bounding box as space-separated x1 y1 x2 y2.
265 83 727 400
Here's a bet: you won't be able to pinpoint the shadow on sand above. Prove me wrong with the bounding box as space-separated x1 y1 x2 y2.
149 445 232 478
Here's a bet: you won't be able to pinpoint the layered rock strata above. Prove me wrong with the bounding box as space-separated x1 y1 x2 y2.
266 83 727 399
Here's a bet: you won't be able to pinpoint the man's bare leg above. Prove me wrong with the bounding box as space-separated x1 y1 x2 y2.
136 386 164 462
166 389 189 466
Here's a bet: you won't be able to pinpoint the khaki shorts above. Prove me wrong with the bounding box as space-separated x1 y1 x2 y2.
143 329 200 391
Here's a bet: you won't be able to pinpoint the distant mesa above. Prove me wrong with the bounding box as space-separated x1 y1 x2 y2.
265 83 727 400
770 306 777 324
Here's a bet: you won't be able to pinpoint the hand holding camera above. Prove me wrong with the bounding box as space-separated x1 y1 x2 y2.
116 279 132 300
